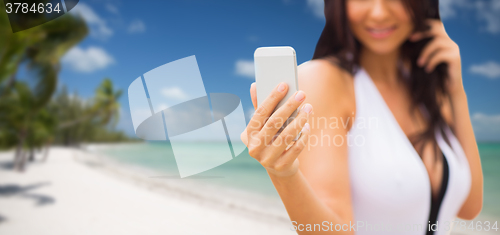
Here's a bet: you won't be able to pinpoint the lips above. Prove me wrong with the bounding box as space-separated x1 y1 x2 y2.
366 26 397 39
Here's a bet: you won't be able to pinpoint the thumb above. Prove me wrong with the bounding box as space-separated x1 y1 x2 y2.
250 82 257 110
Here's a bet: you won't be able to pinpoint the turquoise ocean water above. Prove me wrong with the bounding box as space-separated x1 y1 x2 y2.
478 143 500 219
96 142 500 219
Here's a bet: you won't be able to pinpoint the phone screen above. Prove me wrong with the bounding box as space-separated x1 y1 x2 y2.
254 47 299 135
255 55 298 109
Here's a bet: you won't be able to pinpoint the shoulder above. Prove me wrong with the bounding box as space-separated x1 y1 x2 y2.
297 59 356 118
298 59 351 84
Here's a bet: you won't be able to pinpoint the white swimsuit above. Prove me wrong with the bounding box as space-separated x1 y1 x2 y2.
347 67 472 235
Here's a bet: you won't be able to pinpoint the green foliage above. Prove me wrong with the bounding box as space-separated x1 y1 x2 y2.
0 3 89 154
0 5 134 166
0 6 88 103
50 81 131 146
0 81 57 151
0 79 133 150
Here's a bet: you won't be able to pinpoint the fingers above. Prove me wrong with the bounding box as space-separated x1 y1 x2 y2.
417 38 443 67
275 122 311 171
417 37 458 73
411 19 454 73
257 91 306 144
409 31 432 42
425 52 448 73
267 103 312 161
257 103 312 167
241 82 257 147
247 83 288 139
250 82 257 110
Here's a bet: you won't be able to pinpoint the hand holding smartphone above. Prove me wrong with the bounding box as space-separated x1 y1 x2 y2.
243 46 311 178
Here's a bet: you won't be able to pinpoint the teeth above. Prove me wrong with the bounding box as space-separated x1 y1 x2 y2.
369 28 392 33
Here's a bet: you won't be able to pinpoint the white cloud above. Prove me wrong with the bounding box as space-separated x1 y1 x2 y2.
235 60 255 79
62 46 114 73
470 61 500 79
157 103 169 112
71 3 113 40
161 87 188 100
307 0 324 19
439 0 455 19
439 0 500 34
472 113 500 124
472 113 500 141
128 19 146 34
106 4 119 14
439 0 471 19
475 0 500 34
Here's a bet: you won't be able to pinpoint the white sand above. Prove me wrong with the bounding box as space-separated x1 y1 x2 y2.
0 147 295 235
1 146 497 235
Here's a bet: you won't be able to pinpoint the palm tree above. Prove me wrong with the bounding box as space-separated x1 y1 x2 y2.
0 5 126 170
49 79 123 147
0 82 53 171
58 78 123 130
26 108 57 162
0 8 88 101
0 7 88 171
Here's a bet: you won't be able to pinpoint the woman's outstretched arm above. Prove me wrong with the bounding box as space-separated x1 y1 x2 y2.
242 60 355 234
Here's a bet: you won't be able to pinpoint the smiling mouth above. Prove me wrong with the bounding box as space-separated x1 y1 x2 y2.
366 26 397 39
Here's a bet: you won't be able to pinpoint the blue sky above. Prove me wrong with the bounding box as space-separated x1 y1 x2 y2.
57 0 500 141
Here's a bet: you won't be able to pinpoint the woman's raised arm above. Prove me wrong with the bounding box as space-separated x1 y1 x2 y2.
241 60 356 234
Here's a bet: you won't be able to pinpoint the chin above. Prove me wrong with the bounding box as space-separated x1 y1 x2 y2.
365 43 400 55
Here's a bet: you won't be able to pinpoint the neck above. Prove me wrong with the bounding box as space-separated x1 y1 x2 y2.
359 47 401 86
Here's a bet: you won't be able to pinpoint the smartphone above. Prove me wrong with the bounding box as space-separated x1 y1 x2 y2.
254 46 299 132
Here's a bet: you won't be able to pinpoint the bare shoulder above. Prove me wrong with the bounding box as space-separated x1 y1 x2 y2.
297 59 355 118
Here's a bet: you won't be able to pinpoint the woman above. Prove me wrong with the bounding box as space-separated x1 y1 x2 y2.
242 0 483 234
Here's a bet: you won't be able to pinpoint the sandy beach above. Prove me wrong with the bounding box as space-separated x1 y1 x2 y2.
0 147 295 235
0 146 498 235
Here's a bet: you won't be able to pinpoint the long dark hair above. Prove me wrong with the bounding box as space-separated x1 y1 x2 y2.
313 0 449 159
